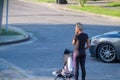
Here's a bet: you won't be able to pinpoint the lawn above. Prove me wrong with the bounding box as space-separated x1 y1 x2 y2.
68 5 120 17
0 29 21 36
107 2 120 7
27 0 120 17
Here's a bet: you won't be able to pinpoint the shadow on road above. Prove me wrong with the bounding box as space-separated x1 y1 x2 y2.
9 23 120 38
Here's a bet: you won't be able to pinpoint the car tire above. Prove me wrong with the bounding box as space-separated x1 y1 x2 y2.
97 44 116 63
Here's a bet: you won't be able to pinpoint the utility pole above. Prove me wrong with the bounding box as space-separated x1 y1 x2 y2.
0 0 4 30
6 0 9 32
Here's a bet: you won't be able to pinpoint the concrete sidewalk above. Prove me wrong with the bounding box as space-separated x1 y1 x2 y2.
0 58 31 80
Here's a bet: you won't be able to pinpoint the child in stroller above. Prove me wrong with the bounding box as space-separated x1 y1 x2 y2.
52 49 74 80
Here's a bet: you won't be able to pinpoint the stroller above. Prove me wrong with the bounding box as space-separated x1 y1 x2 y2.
52 49 74 80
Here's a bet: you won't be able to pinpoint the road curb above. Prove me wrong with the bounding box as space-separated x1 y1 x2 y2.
45 3 120 21
0 26 31 45
19 0 120 21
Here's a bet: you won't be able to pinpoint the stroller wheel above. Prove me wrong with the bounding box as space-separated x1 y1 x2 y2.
54 77 66 80
63 78 66 80
55 77 57 80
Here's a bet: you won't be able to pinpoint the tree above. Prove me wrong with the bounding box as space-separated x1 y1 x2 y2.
77 0 87 7
0 0 4 29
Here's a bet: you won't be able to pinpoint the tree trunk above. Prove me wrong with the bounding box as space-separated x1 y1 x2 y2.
78 0 85 7
0 0 4 29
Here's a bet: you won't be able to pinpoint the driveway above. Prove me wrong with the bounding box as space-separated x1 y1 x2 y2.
1 0 120 80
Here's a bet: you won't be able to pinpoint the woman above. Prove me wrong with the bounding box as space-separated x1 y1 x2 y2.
72 22 90 80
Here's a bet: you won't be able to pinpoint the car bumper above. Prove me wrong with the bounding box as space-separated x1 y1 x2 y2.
89 45 97 57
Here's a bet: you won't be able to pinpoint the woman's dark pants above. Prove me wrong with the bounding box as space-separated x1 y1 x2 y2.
73 50 86 80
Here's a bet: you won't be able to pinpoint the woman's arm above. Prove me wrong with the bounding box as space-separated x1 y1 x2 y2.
72 39 76 45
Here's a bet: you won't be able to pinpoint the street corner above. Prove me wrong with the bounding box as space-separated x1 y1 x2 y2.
0 26 31 45
0 58 31 80
7 26 31 43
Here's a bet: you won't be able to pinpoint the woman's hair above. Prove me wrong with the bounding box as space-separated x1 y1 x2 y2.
76 22 83 31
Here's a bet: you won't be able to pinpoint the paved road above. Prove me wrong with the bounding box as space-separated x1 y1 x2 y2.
1 0 120 80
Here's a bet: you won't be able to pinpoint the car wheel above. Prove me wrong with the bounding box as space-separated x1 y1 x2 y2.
98 44 116 63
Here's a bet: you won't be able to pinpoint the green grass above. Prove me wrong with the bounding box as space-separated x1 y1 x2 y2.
0 29 21 36
107 2 120 7
27 0 120 17
33 0 55 3
68 5 120 17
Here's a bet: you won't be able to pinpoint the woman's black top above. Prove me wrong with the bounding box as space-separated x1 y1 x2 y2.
74 33 88 54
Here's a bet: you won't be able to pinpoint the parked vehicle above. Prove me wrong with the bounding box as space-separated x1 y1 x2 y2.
89 31 120 63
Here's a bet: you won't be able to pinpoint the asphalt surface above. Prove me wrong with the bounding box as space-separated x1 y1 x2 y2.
0 26 31 80
0 0 120 80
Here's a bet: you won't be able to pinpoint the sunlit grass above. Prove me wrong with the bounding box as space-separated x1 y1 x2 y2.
107 2 120 7
35 0 55 3
68 5 120 17
26 0 120 17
